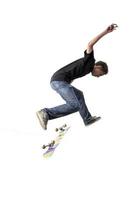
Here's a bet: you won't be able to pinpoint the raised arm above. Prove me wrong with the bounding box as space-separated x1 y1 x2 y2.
86 23 118 53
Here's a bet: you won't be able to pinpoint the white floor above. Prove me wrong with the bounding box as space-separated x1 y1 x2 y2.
0 107 133 200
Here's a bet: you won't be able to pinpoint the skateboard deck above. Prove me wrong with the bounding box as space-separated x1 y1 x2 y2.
42 124 70 158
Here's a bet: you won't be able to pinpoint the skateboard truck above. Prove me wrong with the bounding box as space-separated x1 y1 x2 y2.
55 124 67 132
42 140 55 149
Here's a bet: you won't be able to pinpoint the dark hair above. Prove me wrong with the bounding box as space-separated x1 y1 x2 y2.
95 61 108 74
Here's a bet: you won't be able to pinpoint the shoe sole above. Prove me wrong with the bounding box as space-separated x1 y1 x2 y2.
86 116 101 126
36 111 47 130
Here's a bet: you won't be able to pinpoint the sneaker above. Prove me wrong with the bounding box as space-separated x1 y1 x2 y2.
36 109 49 130
85 116 101 126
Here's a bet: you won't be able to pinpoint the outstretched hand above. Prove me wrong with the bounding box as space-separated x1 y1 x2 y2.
87 23 118 50
105 23 118 33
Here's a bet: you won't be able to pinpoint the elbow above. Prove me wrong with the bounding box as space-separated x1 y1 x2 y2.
87 42 93 48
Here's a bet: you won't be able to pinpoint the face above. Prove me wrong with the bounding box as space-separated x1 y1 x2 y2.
91 65 105 77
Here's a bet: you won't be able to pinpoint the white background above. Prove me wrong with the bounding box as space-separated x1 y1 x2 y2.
0 0 133 199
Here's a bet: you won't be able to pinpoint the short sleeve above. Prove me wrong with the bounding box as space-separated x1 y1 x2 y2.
83 49 95 63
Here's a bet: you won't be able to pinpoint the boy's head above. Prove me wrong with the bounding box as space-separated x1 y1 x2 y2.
92 61 108 77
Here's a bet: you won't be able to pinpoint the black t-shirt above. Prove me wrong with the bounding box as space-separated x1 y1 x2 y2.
50 49 95 83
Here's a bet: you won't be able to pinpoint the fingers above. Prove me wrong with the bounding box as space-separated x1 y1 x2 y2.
110 23 118 29
108 23 118 32
112 23 118 28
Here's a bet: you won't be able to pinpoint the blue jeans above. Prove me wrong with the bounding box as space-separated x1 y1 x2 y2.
44 81 92 125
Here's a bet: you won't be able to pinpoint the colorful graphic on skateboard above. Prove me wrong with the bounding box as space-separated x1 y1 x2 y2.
42 124 70 158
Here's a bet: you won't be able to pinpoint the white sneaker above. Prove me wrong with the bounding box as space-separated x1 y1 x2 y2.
36 109 49 130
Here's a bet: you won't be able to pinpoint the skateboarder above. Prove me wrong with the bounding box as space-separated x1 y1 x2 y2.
36 24 118 130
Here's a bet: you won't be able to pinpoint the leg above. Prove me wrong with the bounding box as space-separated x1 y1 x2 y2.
44 81 80 119
71 86 92 124
44 81 92 124
44 103 78 119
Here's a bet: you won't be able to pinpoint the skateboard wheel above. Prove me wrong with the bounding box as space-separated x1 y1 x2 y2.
55 128 58 132
42 145 46 149
49 141 55 147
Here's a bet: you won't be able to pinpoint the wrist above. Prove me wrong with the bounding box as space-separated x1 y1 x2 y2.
103 30 108 35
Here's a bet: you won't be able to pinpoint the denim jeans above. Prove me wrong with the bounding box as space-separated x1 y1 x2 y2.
44 81 92 125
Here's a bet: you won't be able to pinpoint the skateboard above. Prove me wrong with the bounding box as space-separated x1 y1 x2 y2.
42 124 70 158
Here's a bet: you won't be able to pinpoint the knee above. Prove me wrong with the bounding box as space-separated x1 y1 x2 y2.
69 101 80 110
75 89 84 99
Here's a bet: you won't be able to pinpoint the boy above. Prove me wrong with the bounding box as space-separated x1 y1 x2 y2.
37 24 118 130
